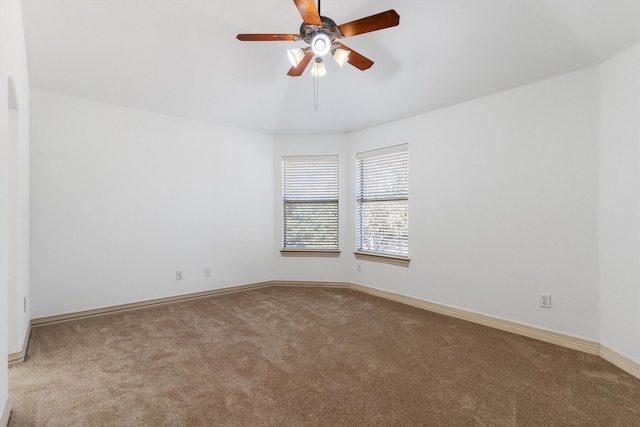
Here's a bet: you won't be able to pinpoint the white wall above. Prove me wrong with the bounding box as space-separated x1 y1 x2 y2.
346 67 601 341
24 37 640 385
30 92 275 318
7 84 30 358
1 0 31 421
598 44 640 363
272 134 350 282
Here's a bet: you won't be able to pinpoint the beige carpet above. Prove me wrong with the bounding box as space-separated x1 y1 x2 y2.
8 287 640 426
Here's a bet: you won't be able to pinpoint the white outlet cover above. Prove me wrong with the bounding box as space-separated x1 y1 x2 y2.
539 293 551 308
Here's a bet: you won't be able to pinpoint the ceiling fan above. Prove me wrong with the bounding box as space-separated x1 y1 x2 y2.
236 0 400 77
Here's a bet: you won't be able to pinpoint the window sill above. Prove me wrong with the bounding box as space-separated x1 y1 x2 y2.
281 249 341 258
354 251 410 267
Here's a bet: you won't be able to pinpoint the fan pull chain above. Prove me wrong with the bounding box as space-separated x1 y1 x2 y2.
314 76 319 110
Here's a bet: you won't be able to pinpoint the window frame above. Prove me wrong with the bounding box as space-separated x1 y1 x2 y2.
355 144 409 266
281 155 340 257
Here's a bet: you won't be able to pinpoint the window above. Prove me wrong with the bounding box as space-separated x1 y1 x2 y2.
282 155 339 253
356 144 409 263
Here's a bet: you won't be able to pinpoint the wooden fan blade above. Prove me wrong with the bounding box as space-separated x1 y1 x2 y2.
335 43 374 70
287 51 314 76
236 34 298 42
337 9 400 38
293 0 322 25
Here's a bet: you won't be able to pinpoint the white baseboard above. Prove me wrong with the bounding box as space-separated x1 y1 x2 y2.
349 283 600 355
8 321 32 367
7 352 21 367
272 280 351 289
600 345 640 379
31 281 276 327
1 395 11 427
25 280 640 380
349 283 640 379
31 281 350 327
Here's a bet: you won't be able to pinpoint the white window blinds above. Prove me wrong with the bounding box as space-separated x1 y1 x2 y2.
356 144 409 257
283 155 339 249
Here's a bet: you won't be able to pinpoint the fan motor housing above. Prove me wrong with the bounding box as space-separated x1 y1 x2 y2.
299 16 342 45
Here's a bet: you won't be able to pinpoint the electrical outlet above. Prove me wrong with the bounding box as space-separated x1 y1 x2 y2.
357 263 361 272
176 270 183 281
539 293 551 308
204 267 211 277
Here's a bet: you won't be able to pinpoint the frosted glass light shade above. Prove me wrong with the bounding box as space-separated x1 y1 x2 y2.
310 58 327 77
333 48 350 68
287 48 306 67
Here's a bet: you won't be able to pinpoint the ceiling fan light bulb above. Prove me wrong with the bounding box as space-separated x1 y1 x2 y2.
333 48 350 68
310 57 327 78
311 33 331 57
287 48 305 67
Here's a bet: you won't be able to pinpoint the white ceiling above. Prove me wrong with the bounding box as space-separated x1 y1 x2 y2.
20 0 640 135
